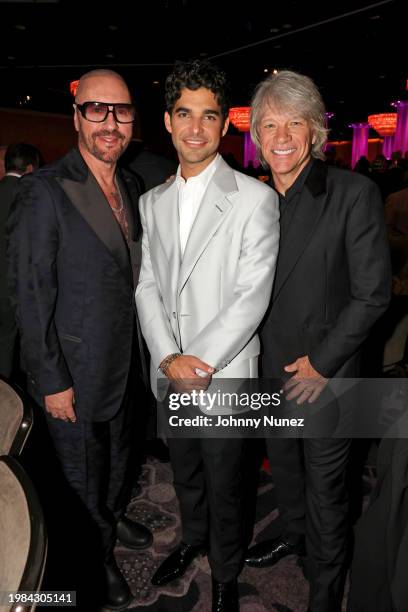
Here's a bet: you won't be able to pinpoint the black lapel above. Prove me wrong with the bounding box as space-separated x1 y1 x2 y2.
56 168 132 284
272 160 328 302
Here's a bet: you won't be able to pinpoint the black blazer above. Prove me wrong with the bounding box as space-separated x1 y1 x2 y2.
0 175 19 296
261 159 392 379
7 147 143 421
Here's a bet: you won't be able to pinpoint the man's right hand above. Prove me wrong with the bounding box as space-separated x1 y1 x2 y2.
44 387 76 422
166 355 214 392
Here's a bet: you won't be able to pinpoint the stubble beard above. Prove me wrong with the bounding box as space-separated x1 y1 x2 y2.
80 129 128 163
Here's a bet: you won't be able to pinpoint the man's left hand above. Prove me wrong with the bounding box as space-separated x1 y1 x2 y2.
283 355 328 404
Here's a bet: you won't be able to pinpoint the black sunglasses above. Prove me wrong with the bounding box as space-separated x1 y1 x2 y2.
75 101 136 124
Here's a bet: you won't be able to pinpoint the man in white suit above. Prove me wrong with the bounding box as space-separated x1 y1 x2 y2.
136 59 279 612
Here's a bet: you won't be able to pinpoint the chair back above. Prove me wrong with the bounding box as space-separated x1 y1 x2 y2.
0 456 47 611
0 379 33 456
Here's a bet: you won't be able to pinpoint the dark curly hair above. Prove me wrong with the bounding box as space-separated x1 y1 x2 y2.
165 59 230 121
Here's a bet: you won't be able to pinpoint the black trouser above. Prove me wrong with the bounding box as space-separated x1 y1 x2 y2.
168 436 244 582
46 397 134 560
266 437 351 612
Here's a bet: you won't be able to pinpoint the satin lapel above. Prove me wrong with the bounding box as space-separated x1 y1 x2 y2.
272 172 327 302
152 178 181 297
178 159 237 295
56 172 131 282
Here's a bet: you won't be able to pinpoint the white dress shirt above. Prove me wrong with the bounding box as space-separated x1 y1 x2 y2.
176 154 220 256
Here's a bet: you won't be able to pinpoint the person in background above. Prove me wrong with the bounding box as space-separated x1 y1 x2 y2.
120 138 177 193
0 142 41 379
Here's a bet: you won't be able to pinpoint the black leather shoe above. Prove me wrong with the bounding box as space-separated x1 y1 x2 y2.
151 542 205 586
212 577 239 612
104 557 132 610
116 516 153 550
245 536 305 568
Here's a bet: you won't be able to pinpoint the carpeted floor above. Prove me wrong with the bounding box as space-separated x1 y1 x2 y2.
111 457 376 612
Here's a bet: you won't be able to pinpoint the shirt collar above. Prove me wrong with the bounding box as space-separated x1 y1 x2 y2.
176 153 220 190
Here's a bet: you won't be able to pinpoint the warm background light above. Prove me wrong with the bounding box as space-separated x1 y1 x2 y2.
229 107 251 132
70 80 79 97
368 113 397 137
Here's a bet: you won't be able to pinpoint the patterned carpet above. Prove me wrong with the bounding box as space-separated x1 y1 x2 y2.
112 455 376 612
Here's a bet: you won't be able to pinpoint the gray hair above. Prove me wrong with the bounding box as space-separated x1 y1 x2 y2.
250 70 328 165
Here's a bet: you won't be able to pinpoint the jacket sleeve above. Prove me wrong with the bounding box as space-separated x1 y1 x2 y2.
135 195 180 371
183 189 280 371
309 180 392 377
6 174 73 395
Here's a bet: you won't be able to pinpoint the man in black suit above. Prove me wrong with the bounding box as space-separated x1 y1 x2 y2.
245 70 391 611
7 70 152 611
120 139 177 193
0 142 40 378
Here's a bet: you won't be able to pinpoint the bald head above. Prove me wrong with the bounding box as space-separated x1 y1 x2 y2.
73 69 133 165
75 69 131 104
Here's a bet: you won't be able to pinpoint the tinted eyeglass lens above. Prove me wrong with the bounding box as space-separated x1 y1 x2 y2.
114 105 136 122
83 102 135 123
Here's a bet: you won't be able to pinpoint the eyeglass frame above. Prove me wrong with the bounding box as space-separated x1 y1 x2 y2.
74 101 136 124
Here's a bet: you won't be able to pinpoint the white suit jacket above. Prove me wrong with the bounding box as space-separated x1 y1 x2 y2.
135 157 280 390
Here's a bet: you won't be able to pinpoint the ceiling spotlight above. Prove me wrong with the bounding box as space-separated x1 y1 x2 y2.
153 80 160 85
270 27 279 33
108 24 119 30
272 69 278 74
14 24 26 30
105 53 115 59
264 68 268 73
282 23 292 29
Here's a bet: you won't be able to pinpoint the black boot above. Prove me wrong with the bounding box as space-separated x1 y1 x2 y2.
103 556 132 611
116 516 153 550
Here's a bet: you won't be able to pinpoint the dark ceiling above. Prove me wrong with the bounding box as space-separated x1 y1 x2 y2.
0 0 405 145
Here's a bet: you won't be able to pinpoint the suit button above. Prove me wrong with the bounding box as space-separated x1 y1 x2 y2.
172 312 176 318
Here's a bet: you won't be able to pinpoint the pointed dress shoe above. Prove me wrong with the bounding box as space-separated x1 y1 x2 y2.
245 536 305 568
151 542 205 586
103 557 132 610
212 577 239 612
116 516 153 550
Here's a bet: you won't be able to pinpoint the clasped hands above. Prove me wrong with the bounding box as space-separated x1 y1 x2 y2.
164 355 214 393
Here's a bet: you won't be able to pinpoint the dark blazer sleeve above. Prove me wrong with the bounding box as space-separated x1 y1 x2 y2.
7 174 73 395
309 179 392 377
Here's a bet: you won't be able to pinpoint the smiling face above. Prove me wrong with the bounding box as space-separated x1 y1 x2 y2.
164 87 229 178
258 105 316 193
74 74 133 165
